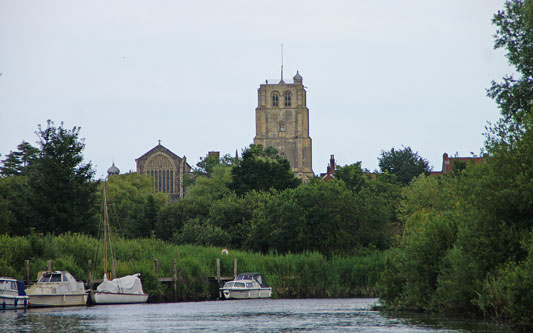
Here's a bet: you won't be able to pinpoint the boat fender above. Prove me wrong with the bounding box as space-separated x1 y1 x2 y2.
2 300 5 310
14 298 17 308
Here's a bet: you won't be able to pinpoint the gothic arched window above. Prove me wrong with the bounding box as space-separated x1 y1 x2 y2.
284 91 291 107
272 92 279 107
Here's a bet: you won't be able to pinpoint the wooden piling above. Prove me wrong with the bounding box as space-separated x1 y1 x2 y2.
216 258 221 282
25 260 30 283
47 259 52 272
234 258 238 278
88 260 93 287
172 259 177 301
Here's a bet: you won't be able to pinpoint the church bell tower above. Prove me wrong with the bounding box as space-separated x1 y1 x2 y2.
253 71 314 181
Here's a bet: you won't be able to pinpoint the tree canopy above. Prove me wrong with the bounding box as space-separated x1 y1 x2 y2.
487 0 533 131
378 146 431 185
230 144 301 196
0 120 98 235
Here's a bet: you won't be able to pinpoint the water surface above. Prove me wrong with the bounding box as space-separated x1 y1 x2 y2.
0 298 512 332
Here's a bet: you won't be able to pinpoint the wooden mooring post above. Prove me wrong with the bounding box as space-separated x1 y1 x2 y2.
24 260 30 283
173 259 177 301
88 260 93 288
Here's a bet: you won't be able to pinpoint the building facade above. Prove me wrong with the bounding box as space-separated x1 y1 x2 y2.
135 142 191 200
431 152 485 175
253 71 314 180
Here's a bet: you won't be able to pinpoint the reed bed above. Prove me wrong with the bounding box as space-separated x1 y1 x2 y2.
0 233 385 301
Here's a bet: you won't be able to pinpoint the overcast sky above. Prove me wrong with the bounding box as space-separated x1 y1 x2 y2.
0 0 512 179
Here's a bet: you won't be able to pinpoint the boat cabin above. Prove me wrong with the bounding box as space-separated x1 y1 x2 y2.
234 272 269 288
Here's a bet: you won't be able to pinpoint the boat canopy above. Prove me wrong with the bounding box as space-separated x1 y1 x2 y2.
235 272 269 288
97 273 145 295
17 281 27 296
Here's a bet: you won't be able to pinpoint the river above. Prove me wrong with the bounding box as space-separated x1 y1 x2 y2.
0 298 513 332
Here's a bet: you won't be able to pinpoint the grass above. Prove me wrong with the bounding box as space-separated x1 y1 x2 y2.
0 233 385 301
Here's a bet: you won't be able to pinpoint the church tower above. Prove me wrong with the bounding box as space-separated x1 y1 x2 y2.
253 71 314 181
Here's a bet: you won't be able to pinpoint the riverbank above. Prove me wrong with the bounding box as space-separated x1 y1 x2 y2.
0 233 385 301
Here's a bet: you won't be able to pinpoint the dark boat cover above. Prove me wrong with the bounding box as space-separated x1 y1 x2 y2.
17 281 27 296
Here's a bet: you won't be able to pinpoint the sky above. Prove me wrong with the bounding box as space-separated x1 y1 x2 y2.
0 0 513 179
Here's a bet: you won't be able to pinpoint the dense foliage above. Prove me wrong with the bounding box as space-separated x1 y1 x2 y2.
378 1 533 328
0 121 98 235
0 234 385 301
378 146 431 185
230 144 301 196
154 159 399 255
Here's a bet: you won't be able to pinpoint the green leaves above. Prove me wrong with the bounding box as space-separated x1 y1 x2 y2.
488 0 533 131
378 146 431 185
230 144 301 196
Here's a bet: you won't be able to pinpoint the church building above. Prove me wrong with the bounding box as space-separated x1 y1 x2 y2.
253 71 314 181
135 142 191 200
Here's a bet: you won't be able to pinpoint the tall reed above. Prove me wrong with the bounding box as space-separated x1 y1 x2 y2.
0 234 385 300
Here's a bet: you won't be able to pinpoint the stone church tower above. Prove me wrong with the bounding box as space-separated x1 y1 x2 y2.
254 71 314 180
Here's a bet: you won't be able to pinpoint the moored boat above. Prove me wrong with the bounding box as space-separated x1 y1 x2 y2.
90 180 148 305
91 273 148 304
25 271 88 307
220 272 272 299
0 277 30 310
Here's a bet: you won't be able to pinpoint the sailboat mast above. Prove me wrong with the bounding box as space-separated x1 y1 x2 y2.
103 181 109 279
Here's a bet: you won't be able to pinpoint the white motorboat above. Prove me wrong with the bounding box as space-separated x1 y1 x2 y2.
91 273 148 304
25 271 88 307
220 272 272 299
0 277 30 310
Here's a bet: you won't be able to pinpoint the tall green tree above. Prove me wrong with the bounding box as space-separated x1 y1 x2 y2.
26 120 98 234
378 146 431 185
101 173 167 239
334 162 369 193
487 0 533 131
0 141 38 177
230 144 301 196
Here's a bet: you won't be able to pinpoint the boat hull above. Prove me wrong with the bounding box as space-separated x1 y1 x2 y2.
0 295 30 310
91 291 148 304
27 293 88 307
222 288 272 299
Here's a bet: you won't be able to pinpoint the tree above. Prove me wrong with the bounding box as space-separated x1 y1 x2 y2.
230 144 301 196
487 0 533 131
26 120 98 234
378 146 431 185
335 162 369 193
101 173 167 239
0 141 38 177
155 164 232 242
193 152 235 178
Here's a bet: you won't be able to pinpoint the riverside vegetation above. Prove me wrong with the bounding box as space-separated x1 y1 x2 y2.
0 233 385 301
1 0 532 329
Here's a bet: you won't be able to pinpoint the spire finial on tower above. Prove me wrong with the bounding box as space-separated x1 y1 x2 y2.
280 43 284 83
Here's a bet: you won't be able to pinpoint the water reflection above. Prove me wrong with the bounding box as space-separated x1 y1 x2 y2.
0 299 514 332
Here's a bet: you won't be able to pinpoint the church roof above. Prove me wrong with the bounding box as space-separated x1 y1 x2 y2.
135 142 184 162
